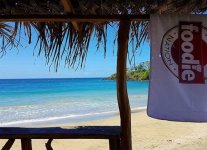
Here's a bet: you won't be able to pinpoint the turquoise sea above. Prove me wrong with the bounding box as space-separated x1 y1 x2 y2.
0 78 148 126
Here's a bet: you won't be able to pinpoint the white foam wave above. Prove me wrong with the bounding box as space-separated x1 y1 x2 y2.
0 110 118 126
0 107 147 127
131 106 147 112
129 94 148 99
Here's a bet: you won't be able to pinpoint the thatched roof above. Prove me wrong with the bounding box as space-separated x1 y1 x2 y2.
0 0 207 70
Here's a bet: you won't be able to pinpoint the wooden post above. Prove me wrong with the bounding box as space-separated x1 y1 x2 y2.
117 19 132 150
109 138 121 150
45 139 53 150
21 139 32 150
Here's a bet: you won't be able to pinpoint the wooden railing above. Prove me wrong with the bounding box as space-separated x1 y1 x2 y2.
0 126 121 150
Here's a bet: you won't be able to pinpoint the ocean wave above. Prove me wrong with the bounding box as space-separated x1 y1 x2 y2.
0 107 146 127
129 94 148 99
0 110 118 126
131 106 147 112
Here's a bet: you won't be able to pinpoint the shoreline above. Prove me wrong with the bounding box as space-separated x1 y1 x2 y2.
39 107 148 127
52 107 147 127
2 110 207 149
0 106 147 127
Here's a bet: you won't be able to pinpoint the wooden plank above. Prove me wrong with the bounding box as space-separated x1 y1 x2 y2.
1 139 15 150
60 0 74 13
116 19 132 150
0 126 121 139
21 139 32 150
0 14 150 22
60 0 80 31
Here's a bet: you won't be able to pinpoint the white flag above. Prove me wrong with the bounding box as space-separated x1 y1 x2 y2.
147 15 207 122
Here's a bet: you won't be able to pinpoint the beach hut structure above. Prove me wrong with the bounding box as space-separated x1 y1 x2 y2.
0 0 207 150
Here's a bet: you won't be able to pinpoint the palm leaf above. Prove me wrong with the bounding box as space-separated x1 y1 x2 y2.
0 0 206 70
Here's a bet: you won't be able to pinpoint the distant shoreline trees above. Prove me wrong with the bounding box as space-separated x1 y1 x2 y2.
107 61 150 80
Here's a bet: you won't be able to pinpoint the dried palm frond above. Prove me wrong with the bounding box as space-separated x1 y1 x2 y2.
0 22 18 57
0 0 206 70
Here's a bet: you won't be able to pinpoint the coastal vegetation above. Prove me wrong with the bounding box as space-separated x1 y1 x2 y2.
107 61 150 80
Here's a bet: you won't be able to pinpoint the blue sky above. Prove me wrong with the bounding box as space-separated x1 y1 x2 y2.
0 26 150 79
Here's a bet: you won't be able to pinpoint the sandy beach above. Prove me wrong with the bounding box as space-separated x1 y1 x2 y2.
1 109 207 150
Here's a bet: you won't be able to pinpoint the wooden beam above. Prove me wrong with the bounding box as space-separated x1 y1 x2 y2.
21 139 32 150
0 14 150 22
60 0 80 31
2 139 15 150
117 19 132 150
0 126 121 139
60 0 74 13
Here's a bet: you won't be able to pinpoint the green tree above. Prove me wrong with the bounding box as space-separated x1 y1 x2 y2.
107 61 150 80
